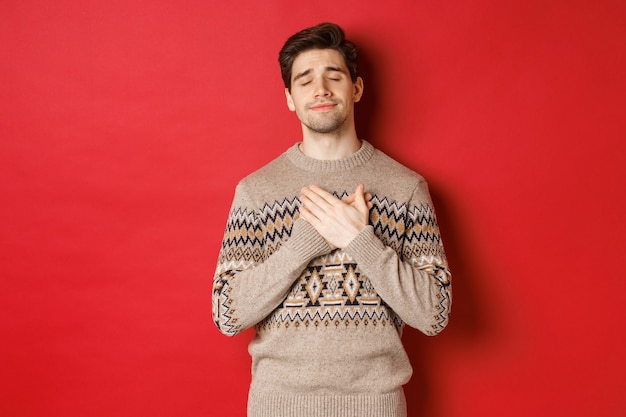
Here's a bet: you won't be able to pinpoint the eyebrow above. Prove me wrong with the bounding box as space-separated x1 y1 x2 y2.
292 66 345 82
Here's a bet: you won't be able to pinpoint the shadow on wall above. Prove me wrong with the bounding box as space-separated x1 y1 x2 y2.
353 40 495 416
403 186 494 416
353 36 377 144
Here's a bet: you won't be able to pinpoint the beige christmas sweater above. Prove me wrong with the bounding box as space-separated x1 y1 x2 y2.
212 141 451 417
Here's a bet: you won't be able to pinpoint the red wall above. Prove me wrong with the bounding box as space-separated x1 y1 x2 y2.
2 1 625 416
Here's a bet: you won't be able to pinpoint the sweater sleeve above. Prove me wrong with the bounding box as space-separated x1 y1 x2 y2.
343 180 452 336
212 183 332 336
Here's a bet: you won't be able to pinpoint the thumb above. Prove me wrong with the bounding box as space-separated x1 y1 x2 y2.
354 184 367 212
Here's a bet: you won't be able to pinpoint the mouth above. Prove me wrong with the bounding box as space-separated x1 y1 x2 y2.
309 102 337 111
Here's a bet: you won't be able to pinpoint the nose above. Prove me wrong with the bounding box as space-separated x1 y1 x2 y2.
313 78 331 99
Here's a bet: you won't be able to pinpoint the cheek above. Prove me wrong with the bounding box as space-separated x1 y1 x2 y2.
291 93 310 110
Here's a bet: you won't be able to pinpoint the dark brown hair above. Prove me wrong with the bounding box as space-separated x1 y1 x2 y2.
278 22 359 91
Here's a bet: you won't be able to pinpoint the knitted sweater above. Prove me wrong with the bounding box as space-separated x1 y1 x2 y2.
212 140 451 417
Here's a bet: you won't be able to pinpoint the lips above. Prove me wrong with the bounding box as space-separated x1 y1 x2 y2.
309 101 337 111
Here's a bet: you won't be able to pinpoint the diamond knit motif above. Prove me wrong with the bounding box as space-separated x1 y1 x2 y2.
257 251 402 332
305 269 323 305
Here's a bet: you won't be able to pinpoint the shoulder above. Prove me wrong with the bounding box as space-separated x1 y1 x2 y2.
357 143 435 207
238 150 291 189
369 145 426 186
230 148 295 209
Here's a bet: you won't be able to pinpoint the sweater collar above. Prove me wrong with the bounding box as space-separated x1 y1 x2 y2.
286 140 375 172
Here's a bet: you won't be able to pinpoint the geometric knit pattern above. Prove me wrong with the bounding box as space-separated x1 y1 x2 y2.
256 250 405 332
213 194 451 336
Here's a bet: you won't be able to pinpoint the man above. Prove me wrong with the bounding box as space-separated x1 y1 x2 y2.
212 22 451 417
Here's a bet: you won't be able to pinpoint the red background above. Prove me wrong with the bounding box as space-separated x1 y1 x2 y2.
2 1 625 416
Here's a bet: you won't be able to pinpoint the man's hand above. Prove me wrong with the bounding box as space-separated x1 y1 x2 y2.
299 184 372 249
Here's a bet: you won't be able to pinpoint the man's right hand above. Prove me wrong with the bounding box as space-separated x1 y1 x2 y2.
299 184 373 249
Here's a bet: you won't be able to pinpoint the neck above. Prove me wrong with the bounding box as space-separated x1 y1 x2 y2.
299 126 361 160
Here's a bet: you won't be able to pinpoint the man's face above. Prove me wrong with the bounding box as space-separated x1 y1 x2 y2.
285 48 363 135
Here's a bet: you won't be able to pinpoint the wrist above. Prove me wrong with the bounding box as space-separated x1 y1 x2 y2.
344 225 385 265
284 218 332 260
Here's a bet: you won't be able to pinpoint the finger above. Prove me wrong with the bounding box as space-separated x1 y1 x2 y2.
300 194 320 214
300 193 321 214
342 194 356 204
299 203 320 224
306 185 342 205
342 190 371 205
354 184 366 209
354 184 372 219
300 193 332 223
302 186 339 210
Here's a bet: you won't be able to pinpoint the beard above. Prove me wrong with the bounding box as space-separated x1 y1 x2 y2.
296 102 349 134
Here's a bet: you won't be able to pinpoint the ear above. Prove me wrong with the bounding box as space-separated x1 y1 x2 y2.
353 77 364 103
285 88 296 111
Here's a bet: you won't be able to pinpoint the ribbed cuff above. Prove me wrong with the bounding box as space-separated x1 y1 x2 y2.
283 218 332 262
344 225 386 268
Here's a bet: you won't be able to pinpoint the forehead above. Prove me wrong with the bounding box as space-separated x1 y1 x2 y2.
291 49 347 76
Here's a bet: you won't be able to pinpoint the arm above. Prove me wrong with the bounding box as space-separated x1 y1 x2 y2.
344 181 451 335
212 183 331 336
299 182 451 335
